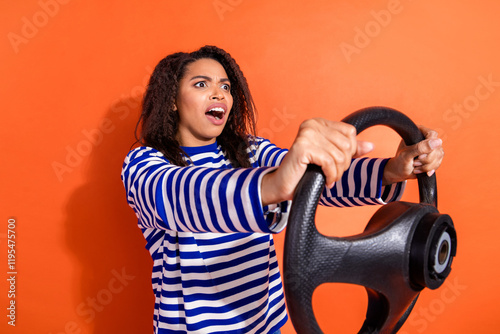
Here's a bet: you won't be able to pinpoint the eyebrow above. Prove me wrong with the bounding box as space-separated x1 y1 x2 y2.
189 75 230 83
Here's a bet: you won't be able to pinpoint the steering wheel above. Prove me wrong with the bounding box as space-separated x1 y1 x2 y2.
283 106 457 334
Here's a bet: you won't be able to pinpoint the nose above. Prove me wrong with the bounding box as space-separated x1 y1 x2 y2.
210 87 224 100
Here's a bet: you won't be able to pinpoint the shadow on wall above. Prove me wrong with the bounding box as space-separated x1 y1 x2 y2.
64 97 153 333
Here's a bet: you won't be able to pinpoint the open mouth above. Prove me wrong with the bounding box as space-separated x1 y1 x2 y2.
205 107 225 120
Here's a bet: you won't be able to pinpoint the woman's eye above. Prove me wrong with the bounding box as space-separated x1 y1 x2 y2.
194 82 207 88
221 84 231 91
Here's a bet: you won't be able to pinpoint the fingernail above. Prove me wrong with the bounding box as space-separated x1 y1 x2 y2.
427 170 435 177
413 168 422 174
413 161 423 167
430 139 442 150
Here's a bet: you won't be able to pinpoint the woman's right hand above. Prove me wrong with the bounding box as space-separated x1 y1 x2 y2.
261 118 374 206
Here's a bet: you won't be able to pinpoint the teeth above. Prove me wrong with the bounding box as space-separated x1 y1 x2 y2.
207 106 224 121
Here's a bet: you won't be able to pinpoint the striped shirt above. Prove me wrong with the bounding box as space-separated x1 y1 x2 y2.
121 136 404 334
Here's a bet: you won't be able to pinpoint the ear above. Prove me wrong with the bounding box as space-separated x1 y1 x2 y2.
173 103 177 111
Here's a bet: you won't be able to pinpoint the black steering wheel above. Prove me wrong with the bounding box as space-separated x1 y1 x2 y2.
283 106 457 334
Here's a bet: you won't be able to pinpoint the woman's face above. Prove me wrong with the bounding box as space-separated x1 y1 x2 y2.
175 58 233 147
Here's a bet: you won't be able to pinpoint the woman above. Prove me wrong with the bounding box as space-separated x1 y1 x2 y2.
121 45 444 333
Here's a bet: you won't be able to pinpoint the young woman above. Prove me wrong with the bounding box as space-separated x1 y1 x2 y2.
121 45 444 334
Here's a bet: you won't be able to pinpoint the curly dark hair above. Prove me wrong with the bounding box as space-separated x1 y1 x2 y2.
135 45 257 167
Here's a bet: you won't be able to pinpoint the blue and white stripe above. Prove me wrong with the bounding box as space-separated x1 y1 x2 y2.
121 136 404 334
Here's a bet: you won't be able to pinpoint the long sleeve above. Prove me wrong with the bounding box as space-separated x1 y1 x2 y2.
320 157 405 207
121 146 281 234
250 137 405 208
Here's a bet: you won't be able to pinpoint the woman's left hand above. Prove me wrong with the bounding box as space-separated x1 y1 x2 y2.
382 126 444 185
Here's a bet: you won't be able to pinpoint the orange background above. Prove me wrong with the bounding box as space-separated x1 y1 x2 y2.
1 0 499 333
